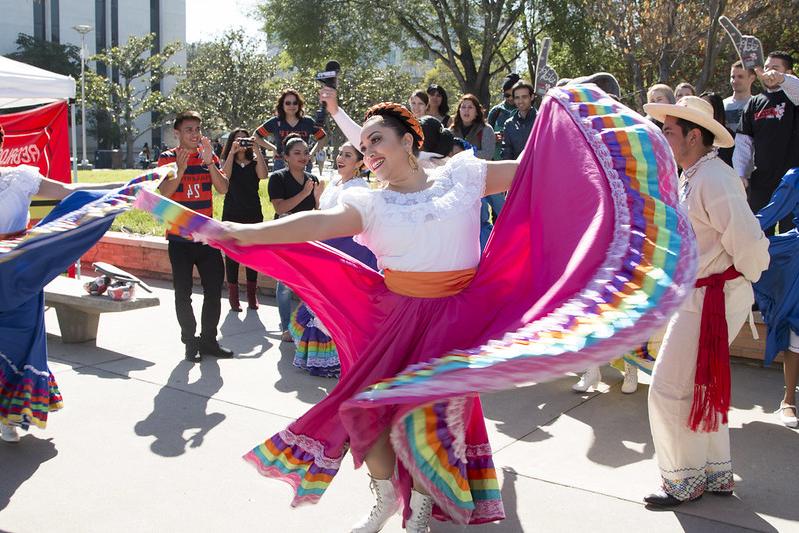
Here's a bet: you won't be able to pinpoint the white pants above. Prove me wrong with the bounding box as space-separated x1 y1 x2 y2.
648 307 748 500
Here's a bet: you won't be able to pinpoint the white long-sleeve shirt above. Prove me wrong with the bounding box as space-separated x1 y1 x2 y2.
680 153 770 314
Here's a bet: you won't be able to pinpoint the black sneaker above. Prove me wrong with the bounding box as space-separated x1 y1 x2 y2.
199 340 234 358
184 338 201 363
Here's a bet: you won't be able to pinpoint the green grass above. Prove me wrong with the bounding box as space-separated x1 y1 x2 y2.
77 169 276 236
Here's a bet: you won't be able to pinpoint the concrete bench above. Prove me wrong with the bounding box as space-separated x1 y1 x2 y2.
44 276 160 344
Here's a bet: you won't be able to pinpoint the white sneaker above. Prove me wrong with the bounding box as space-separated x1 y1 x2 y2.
351 476 401 533
572 366 601 392
621 361 639 394
0 422 20 443
405 490 433 533
777 402 798 428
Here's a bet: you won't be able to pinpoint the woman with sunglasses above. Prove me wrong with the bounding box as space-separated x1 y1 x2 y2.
254 89 328 172
426 84 452 127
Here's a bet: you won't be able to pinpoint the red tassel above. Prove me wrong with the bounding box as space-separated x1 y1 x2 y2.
688 266 739 432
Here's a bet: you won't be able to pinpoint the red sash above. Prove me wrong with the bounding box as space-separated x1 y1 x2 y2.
689 265 742 432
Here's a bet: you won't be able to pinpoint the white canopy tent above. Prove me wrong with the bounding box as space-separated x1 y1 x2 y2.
0 55 78 181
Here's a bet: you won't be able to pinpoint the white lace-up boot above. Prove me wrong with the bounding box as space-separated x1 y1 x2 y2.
0 422 20 443
621 361 639 394
351 476 400 533
405 490 433 533
572 366 601 392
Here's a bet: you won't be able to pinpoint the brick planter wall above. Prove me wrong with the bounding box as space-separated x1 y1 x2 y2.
79 232 277 295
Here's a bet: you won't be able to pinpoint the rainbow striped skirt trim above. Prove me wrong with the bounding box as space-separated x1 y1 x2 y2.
289 304 340 378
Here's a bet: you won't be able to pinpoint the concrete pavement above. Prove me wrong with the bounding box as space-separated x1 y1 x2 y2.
0 279 797 532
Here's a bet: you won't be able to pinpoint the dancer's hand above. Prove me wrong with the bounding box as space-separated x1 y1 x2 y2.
319 87 339 115
218 221 262 246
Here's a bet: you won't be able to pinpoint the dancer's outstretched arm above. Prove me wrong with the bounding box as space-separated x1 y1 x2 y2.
221 204 363 246
319 88 361 147
484 148 525 195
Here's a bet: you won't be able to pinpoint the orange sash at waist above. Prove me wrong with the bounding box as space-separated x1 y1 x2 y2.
383 267 477 298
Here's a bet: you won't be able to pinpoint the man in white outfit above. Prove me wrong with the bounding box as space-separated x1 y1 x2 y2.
641 96 770 507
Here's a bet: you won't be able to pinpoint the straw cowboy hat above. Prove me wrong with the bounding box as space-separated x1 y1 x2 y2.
644 96 734 148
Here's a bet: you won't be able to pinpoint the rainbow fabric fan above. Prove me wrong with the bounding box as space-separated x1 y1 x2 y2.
133 86 697 524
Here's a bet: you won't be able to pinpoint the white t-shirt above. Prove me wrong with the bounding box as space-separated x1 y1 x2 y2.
339 150 486 272
318 176 368 210
0 165 43 234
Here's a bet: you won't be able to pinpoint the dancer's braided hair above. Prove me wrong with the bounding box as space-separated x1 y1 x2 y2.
364 102 425 150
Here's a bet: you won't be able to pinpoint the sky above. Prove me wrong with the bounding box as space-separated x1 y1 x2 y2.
185 0 264 43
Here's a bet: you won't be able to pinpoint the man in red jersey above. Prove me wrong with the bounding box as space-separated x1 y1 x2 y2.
158 111 234 362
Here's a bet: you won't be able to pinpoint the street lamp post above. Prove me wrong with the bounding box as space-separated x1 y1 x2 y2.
73 24 93 170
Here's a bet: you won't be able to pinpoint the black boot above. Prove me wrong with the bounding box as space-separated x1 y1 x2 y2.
199 338 234 358
184 337 201 363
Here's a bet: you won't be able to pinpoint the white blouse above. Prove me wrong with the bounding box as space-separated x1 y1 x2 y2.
318 176 369 210
339 150 486 272
0 165 43 234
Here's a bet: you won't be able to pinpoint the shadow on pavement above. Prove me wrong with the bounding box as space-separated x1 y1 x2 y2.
220 309 270 359
134 358 225 457
564 381 656 468
432 467 522 532
50 345 154 379
272 341 332 406
0 436 58 512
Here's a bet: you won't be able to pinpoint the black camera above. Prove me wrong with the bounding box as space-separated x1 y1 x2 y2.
238 138 253 147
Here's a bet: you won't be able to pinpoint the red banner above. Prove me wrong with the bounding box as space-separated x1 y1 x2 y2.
0 101 71 183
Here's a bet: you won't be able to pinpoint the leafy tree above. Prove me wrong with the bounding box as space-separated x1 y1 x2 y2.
85 33 181 167
257 0 400 67
5 33 81 78
173 29 279 134
255 0 528 107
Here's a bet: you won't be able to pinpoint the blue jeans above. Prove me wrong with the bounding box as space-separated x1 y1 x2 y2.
480 193 506 250
275 280 294 331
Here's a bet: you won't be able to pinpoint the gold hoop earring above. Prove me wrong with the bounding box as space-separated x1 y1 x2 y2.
408 152 419 172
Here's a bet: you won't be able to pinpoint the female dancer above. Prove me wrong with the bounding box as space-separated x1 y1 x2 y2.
407 90 429 118
254 89 328 172
289 142 377 377
450 94 498 249
0 125 127 442
753 168 799 427
220 128 268 311
225 104 519 531
135 86 692 531
426 84 451 127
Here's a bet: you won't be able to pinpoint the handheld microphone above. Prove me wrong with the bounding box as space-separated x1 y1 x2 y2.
316 60 341 127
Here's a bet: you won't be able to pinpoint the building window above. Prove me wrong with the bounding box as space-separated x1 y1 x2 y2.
95 0 107 76
111 0 119 82
33 0 46 41
150 0 162 150
51 0 60 43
